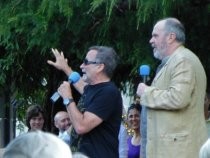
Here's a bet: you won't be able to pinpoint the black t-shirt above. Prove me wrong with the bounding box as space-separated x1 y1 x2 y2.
71 82 122 158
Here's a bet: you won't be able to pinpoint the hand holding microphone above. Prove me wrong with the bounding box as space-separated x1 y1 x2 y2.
58 81 73 99
50 71 80 103
137 83 147 96
137 65 150 97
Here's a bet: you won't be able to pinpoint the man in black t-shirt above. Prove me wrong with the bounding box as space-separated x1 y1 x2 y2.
48 46 122 158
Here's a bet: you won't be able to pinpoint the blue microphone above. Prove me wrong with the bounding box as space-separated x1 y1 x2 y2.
139 65 150 158
50 71 80 103
139 65 150 83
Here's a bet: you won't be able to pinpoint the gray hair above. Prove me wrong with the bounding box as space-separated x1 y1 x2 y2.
89 46 119 78
199 139 210 158
73 152 89 158
163 18 186 44
3 131 72 158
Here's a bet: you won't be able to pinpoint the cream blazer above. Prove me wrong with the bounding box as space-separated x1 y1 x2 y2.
141 46 208 158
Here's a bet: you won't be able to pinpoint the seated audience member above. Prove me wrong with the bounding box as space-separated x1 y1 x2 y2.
199 138 210 158
204 92 210 137
127 103 141 158
72 152 89 158
3 131 72 158
26 104 47 132
54 111 72 145
0 148 5 158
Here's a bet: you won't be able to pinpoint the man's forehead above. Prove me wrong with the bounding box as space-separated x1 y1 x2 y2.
60 113 69 117
154 20 165 30
86 49 97 57
57 112 68 118
59 114 69 120
152 21 165 35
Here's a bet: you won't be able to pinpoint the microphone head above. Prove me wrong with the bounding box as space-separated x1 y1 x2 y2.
68 71 80 83
139 65 150 76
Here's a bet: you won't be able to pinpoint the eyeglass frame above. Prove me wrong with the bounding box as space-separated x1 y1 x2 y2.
83 58 103 65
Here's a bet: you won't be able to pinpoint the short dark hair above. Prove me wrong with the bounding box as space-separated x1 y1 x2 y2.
206 92 210 99
127 103 142 114
89 46 119 78
25 104 46 131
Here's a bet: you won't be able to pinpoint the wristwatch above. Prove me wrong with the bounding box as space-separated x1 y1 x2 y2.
63 98 74 107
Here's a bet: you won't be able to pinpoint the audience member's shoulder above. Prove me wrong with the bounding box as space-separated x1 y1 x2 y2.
3 131 72 158
0 148 5 158
72 152 89 158
199 138 210 158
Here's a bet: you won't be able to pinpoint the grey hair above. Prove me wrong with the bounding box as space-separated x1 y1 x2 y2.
73 152 89 158
199 139 210 158
162 18 186 44
89 46 119 78
3 131 72 158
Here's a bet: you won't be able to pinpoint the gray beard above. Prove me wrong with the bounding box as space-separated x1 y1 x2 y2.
154 50 164 60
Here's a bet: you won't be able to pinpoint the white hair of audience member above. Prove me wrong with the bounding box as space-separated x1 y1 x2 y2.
3 131 72 158
199 139 210 158
72 152 89 158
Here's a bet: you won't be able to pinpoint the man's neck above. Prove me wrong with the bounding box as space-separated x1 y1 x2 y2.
90 75 111 85
167 43 182 56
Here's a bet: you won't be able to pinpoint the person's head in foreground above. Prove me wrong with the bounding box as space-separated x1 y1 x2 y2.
3 131 72 158
72 152 89 158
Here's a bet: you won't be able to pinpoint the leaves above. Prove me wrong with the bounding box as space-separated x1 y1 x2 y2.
0 0 210 130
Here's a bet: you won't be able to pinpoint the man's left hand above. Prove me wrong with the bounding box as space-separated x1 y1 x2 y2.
136 83 147 97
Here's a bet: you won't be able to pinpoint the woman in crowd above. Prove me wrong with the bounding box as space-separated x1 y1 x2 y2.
127 103 141 158
25 104 47 131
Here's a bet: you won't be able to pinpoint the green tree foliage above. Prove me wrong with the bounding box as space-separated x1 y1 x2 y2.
0 0 210 131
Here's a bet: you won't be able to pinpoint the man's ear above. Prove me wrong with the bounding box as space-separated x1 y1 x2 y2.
168 33 176 44
97 63 105 72
54 121 59 128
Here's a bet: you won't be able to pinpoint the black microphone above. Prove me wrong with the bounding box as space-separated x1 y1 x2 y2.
50 71 80 103
139 65 150 83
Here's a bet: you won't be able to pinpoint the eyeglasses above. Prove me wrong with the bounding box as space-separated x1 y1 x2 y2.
83 59 101 65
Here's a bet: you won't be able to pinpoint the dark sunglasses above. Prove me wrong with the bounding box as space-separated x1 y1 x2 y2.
83 59 102 65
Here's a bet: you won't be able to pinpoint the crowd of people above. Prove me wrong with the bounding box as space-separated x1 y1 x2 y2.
2 17 210 158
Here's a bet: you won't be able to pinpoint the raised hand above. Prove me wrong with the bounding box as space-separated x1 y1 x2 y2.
47 48 72 75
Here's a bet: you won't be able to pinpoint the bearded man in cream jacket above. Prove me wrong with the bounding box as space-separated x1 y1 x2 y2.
137 17 207 158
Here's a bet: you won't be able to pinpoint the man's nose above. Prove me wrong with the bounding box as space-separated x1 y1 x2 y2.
149 37 153 44
80 63 84 69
